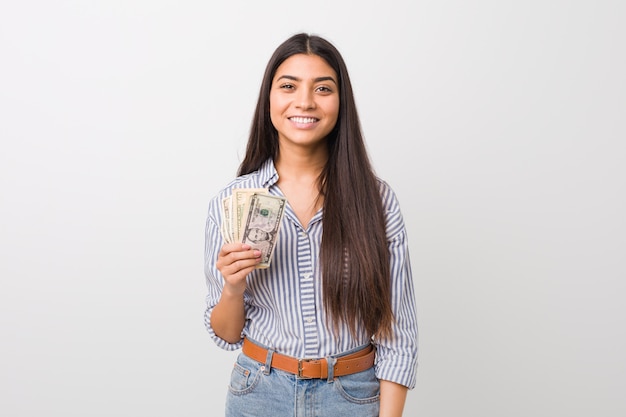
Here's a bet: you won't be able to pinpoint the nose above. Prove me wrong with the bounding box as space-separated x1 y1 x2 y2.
295 88 315 110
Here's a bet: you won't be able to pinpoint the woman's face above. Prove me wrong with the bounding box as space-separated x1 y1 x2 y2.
269 54 340 152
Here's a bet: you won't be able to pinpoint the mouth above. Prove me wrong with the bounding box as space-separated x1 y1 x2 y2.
289 116 319 124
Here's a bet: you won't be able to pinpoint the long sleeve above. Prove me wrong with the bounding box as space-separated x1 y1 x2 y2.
203 196 245 350
373 182 419 389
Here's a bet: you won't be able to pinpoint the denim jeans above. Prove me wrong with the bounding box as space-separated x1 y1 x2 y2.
225 350 380 417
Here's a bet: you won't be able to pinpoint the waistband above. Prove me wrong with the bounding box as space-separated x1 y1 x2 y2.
242 337 376 379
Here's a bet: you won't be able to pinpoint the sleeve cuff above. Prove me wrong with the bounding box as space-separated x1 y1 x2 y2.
375 352 418 389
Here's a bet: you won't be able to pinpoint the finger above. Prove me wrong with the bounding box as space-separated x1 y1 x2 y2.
216 244 256 269
220 259 261 290
221 252 261 273
219 248 261 267
217 249 262 277
218 243 252 257
227 262 259 282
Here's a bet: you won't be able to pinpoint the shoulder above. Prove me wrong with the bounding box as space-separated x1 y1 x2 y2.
375 177 406 239
212 159 274 199
217 171 265 198
375 177 401 212
206 167 269 221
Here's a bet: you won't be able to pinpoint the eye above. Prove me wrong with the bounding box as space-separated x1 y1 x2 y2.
315 85 333 94
279 83 295 90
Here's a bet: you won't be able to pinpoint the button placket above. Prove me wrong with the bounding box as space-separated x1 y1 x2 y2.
297 226 318 357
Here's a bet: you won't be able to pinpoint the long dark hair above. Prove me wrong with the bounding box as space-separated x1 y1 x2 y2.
238 33 393 338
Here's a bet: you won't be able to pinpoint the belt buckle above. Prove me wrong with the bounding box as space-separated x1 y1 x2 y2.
297 358 312 379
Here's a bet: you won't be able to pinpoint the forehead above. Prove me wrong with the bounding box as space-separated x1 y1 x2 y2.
273 54 337 80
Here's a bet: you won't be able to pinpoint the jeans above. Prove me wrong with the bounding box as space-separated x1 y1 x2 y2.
225 350 380 417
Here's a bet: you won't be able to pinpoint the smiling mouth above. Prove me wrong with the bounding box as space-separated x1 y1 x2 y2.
289 116 319 124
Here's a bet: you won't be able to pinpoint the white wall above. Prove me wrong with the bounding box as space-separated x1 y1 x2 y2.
1 1 624 416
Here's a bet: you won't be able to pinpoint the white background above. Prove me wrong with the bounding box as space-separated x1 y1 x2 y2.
1 1 625 416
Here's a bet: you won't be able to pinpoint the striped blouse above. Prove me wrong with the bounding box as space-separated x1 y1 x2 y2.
204 159 418 388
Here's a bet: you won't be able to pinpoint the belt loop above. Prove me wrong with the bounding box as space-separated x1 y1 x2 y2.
326 356 336 383
263 348 274 376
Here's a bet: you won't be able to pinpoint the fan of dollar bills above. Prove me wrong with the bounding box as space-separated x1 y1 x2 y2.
221 189 287 269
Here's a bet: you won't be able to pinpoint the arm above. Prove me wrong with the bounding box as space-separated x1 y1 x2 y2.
373 182 418 405
210 243 261 343
379 380 408 417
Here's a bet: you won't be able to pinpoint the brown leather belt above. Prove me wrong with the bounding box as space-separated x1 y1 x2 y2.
242 338 375 379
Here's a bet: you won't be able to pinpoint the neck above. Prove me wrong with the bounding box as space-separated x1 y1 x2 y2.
274 144 327 229
274 143 328 182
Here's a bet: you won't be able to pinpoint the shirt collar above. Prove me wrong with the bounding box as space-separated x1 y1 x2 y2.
258 158 279 188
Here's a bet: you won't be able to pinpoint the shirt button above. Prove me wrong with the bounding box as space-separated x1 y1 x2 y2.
306 317 313 323
302 273 312 280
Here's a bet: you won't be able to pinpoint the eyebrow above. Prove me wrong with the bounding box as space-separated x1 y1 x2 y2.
276 75 338 85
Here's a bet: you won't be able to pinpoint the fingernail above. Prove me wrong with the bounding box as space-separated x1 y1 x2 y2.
254 250 262 257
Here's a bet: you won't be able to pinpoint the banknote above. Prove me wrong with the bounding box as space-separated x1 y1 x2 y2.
221 196 233 243
240 193 286 269
232 188 269 242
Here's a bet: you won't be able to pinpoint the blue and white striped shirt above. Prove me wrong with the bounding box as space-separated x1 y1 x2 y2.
204 159 418 388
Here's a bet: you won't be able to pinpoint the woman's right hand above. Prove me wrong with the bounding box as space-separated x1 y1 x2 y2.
216 243 262 295
212 243 261 343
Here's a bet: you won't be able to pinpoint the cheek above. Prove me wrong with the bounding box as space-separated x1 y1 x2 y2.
269 95 287 121
328 98 340 118
328 101 340 125
269 111 282 132
268 101 279 127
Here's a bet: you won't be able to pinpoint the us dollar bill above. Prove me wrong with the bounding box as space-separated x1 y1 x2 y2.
232 188 268 242
241 193 286 269
220 195 233 243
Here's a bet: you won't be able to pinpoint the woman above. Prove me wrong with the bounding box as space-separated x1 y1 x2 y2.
204 33 418 417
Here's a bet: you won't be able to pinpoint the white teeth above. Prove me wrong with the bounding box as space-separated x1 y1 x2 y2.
290 117 317 124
